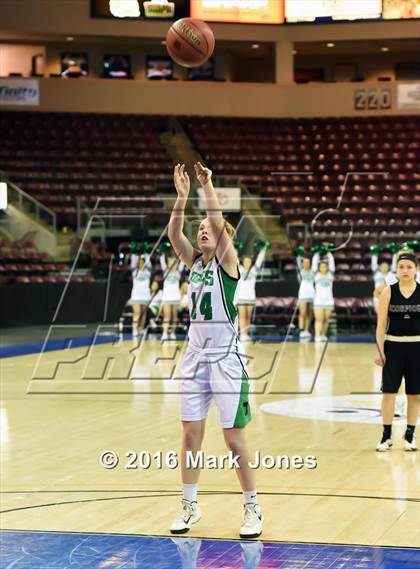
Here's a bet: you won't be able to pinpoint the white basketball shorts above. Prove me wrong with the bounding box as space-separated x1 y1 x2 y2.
180 344 251 429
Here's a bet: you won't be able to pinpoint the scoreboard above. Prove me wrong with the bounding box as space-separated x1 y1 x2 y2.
284 0 382 23
90 0 420 23
190 0 285 24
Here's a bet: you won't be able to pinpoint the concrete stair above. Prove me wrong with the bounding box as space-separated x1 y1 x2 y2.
56 231 74 261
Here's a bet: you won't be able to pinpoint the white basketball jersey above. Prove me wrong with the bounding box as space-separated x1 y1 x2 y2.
237 265 258 301
237 249 266 302
161 255 183 301
314 272 334 305
164 271 181 288
298 269 315 300
187 255 239 351
374 270 392 289
131 265 152 301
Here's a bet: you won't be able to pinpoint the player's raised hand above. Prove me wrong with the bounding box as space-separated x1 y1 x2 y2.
194 162 212 187
174 164 190 199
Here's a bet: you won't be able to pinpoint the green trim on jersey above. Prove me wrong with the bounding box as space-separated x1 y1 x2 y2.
233 362 251 428
219 267 238 324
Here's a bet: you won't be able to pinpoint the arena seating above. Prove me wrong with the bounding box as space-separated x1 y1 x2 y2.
1 112 418 284
0 112 170 227
0 238 96 284
183 114 419 279
254 296 375 332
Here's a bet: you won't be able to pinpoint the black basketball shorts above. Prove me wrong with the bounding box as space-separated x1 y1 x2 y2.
382 340 420 395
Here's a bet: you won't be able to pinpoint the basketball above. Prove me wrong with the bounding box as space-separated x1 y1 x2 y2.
166 18 215 68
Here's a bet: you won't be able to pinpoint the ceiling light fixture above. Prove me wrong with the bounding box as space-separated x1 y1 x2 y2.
326 42 335 48
251 43 260 49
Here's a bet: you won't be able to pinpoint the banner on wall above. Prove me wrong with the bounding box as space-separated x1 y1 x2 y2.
0 79 39 106
91 0 183 19
397 84 420 109
285 0 381 22
197 187 241 212
190 0 284 24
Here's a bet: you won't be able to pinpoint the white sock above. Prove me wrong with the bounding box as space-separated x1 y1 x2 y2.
243 490 257 505
183 483 198 503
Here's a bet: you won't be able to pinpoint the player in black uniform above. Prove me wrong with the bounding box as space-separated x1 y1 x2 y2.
375 252 420 451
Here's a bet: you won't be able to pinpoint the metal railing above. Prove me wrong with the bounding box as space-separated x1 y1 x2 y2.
76 197 106 240
0 172 57 233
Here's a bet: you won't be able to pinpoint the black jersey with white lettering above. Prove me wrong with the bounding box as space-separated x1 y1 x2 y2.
387 283 420 336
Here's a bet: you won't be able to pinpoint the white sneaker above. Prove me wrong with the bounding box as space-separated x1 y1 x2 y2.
376 438 392 452
161 332 169 342
404 434 417 452
321 335 328 342
171 537 202 565
299 330 310 338
240 334 251 342
170 500 202 534
241 541 263 569
132 328 139 337
170 331 176 340
314 336 323 343
240 503 263 539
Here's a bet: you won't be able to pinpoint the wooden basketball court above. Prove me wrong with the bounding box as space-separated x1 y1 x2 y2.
1 336 418 548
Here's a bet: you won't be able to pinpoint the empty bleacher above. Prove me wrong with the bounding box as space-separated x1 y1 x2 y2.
0 238 97 284
183 114 420 279
1 112 419 284
0 112 171 227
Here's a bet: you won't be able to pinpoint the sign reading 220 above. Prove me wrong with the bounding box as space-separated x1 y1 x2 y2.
354 88 392 110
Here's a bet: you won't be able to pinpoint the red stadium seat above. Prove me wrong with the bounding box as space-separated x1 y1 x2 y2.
2 112 419 285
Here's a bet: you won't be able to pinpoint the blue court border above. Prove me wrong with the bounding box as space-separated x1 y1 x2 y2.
1 529 419 569
0 334 375 359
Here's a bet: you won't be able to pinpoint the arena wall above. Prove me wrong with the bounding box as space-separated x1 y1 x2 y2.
2 77 417 117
